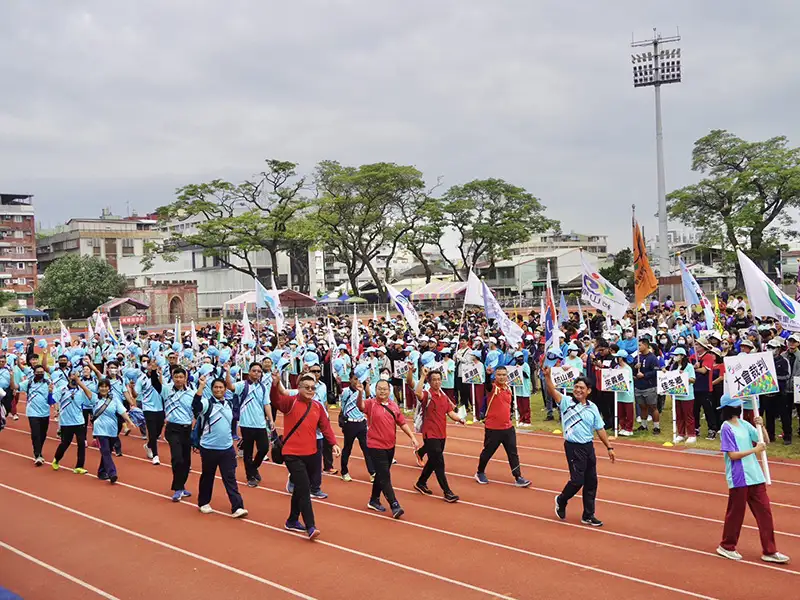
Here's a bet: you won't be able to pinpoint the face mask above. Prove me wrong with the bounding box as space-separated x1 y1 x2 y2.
108 368 118 376
677 340 686 346
379 373 390 381
659 338 668 344
34 374 44 382
569 350 577 356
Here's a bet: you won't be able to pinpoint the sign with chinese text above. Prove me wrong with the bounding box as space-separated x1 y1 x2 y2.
600 368 630 393
723 351 778 399
657 371 689 396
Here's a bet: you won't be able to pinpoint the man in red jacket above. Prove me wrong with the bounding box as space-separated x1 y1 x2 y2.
270 373 341 541
474 366 531 487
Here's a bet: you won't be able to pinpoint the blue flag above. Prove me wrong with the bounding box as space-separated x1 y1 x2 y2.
558 292 569 325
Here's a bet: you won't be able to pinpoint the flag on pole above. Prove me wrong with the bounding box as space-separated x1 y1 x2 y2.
544 261 559 357
218 316 224 342
576 299 586 332
87 319 95 339
106 319 118 345
373 306 378 323
385 306 391 322
386 283 421 337
713 292 725 334
558 291 569 325
350 305 360 359
173 316 180 342
190 320 199 350
118 320 125 344
580 251 629 320
464 270 484 306
256 276 286 333
482 280 524 347
294 314 305 347
738 249 800 331
59 320 71 347
326 318 338 359
94 312 107 339
679 257 715 331
633 214 658 306
241 307 255 345
539 296 545 328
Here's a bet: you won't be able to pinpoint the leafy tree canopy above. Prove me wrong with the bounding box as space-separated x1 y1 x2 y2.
36 255 126 318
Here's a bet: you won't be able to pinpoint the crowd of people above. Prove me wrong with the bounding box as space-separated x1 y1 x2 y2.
0 292 792 562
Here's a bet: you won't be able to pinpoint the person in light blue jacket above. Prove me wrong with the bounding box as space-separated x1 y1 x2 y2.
52 373 95 474
192 376 248 518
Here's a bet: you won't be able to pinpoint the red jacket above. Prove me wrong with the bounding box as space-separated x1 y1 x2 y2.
484 386 512 430
270 388 336 456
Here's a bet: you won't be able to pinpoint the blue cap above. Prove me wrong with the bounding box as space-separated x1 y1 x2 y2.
123 368 141 381
719 393 743 409
171 342 181 352
207 346 219 357
218 349 232 364
513 351 524 358
421 351 436 366
567 342 579 351
613 349 628 358
304 353 320 366
37 339 48 349
354 363 370 383
230 365 241 377
198 364 215 376
470 349 482 358
672 347 687 356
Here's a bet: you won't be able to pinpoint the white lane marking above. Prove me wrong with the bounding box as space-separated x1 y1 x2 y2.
0 540 121 599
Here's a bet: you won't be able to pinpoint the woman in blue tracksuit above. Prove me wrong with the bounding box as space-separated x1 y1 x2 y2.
52 374 95 474
193 375 248 518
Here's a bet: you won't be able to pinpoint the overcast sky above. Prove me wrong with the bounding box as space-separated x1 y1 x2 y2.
2 1 797 252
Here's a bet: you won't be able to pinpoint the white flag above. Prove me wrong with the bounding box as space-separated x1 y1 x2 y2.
118 320 125 343
256 276 285 332
679 257 715 330
464 270 484 306
327 319 338 359
241 306 255 345
87 319 95 339
294 314 305 347
94 312 107 338
482 281 524 347
386 283 420 336
173 316 180 341
59 320 72 347
350 305 360 359
738 249 800 331
373 306 378 322
580 251 629 320
190 320 199 350
385 306 391 322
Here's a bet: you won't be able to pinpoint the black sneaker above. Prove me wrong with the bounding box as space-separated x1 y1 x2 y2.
98 473 109 481
115 450 123 457
109 475 118 484
414 482 433 496
652 427 661 435
255 472 262 482
706 430 717 441
636 425 647 432
784 439 792 446
391 503 404 519
247 478 258 488
581 516 603 527
554 495 566 520
694 428 700 437
545 415 555 421
443 491 459 503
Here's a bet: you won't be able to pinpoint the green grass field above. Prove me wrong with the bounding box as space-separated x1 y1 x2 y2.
515 391 800 461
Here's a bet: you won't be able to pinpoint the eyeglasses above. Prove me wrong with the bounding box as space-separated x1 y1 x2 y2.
310 369 321 374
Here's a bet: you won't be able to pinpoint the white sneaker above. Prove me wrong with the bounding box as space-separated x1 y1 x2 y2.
716 546 742 561
152 456 160 465
636 416 642 424
647 415 653 422
34 456 44 466
686 437 697 444
674 435 685 443
144 444 154 460
619 430 633 437
232 508 248 519
199 504 213 514
12 414 19 421
761 552 790 564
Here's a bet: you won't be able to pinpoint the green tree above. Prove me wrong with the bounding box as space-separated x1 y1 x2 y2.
398 198 443 283
35 255 126 318
667 130 800 273
437 179 558 279
143 159 313 289
313 161 427 296
0 290 17 308
599 248 633 293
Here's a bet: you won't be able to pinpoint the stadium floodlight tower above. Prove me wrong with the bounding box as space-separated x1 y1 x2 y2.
631 27 681 278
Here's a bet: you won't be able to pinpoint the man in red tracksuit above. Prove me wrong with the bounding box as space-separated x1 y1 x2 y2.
474 366 531 487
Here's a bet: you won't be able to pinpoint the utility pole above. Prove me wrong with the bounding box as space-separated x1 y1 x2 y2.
631 28 682 279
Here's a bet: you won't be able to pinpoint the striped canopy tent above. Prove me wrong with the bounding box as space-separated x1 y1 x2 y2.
223 289 317 314
410 281 467 301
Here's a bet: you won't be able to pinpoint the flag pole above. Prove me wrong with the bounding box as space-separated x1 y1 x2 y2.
752 395 772 485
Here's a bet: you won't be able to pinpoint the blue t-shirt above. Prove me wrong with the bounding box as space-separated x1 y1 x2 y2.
0 365 12 390
720 419 765 489
340 387 365 421
198 397 234 450
21 379 52 418
162 384 196 425
90 395 127 437
441 359 456 389
135 373 163 412
56 386 93 427
234 379 270 429
560 396 604 443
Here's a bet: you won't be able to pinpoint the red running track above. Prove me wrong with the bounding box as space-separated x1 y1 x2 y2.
0 410 798 600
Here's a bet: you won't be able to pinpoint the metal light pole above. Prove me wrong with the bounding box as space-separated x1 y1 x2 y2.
632 28 682 278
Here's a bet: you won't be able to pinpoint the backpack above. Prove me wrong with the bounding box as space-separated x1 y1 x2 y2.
413 396 425 434
0 403 6 433
230 381 249 422
191 400 215 450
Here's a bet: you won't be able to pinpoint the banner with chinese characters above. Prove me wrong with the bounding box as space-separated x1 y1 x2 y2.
393 361 410 379
505 366 524 387
462 365 483 385
723 351 778 399
600 368 630 393
657 370 690 396
794 377 800 405
551 366 579 390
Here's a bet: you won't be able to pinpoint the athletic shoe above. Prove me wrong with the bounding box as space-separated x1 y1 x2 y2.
341 473 352 482
12 414 19 421
152 456 160 466
199 504 213 514
181 490 192 498
51 460 60 471
109 475 118 484
686 437 697 444
171 490 183 502
515 477 531 488
674 435 685 443
647 415 653 422
232 508 249 519
414 482 433 496
286 477 295 494
716 546 742 561
307 527 321 541
115 450 123 457
761 552 790 564
144 444 154 459
34 456 44 467
474 472 489 485
694 428 700 437
98 473 109 481
247 478 258 488
285 520 306 533
370 474 375 483
414 449 425 467
554 496 566 520
367 500 387 513
310 490 328 499
545 415 555 421
323 467 338 475
443 491 459 503
784 439 793 446
391 503 404 520
706 430 717 441
255 472 262 482
636 425 647 432
581 516 603 527
73 468 88 475
392 458 397 465
619 430 633 437
652 427 661 435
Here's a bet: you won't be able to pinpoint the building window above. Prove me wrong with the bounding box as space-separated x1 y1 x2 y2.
15 246 25 254
15 278 25 285
122 238 135 256
13 230 23 239
13 215 22 223
16 262 24 270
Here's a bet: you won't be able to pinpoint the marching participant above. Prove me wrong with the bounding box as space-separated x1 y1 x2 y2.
227 362 273 488
21 364 54 465
52 373 93 474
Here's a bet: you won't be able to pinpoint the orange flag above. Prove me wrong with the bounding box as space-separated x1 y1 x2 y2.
633 216 658 306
